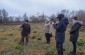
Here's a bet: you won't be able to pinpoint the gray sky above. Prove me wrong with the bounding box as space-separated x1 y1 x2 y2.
0 0 85 16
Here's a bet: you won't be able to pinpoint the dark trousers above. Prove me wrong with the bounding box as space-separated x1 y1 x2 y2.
56 42 63 55
45 33 51 44
21 36 29 44
72 42 76 54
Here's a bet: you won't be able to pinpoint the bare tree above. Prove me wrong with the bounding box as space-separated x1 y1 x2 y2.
30 15 39 23
2 9 9 23
0 10 2 23
8 16 14 23
15 16 21 23
23 13 28 21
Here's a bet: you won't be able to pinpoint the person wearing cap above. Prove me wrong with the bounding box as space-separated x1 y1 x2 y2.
53 14 69 55
44 20 52 44
69 17 82 55
20 20 31 46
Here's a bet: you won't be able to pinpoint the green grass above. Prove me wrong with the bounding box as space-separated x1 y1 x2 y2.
77 39 85 46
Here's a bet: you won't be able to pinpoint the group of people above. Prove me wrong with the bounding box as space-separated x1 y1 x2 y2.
20 14 82 55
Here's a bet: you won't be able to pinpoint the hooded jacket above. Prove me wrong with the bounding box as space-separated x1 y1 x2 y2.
53 17 69 43
70 21 82 42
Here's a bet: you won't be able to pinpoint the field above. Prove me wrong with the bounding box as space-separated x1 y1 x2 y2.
0 23 85 55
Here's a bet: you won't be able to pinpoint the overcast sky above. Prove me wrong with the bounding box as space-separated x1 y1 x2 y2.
0 0 85 16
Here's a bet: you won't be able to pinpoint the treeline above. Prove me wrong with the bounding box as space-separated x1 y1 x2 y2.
0 9 46 24
0 9 85 24
0 9 85 31
0 9 29 24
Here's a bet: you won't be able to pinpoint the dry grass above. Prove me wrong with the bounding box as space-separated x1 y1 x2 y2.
0 23 85 55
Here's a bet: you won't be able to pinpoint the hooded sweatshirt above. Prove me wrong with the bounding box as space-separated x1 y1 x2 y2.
53 17 69 43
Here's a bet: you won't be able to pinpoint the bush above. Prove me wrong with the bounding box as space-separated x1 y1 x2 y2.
31 36 36 39
33 31 37 33
18 28 21 31
77 39 85 46
14 45 21 49
37 37 42 40
6 33 13 36
9 33 13 36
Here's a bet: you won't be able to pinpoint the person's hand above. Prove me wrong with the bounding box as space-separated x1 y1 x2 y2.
52 20 59 24
51 20 56 24
53 20 56 23
52 22 55 24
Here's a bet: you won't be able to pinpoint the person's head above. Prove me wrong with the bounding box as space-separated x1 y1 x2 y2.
72 16 78 24
57 14 64 21
24 20 29 24
72 16 78 21
72 16 78 22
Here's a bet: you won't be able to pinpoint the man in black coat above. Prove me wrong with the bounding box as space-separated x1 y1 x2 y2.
53 14 69 55
20 20 31 46
70 17 82 55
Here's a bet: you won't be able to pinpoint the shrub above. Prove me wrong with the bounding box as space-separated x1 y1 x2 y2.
5 33 13 36
31 36 36 39
18 28 21 31
8 33 13 36
14 45 21 49
77 39 85 46
37 37 42 40
13 28 15 30
1 30 5 32
33 31 37 33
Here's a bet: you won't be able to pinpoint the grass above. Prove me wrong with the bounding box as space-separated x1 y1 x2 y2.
77 39 85 46
0 23 85 55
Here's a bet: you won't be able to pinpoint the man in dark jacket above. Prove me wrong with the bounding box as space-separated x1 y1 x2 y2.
20 20 31 46
70 17 82 55
53 14 69 55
